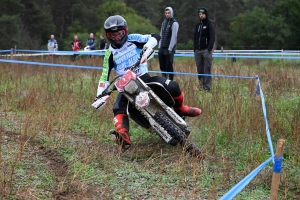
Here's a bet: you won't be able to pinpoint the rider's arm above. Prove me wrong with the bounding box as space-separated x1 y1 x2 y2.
128 34 161 49
99 49 114 82
169 22 179 51
97 49 114 96
145 34 161 48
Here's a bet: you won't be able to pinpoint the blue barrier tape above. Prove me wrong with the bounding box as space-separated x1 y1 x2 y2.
0 50 13 53
257 77 275 162
213 55 300 60
173 54 300 59
0 59 103 70
254 82 260 95
214 52 300 55
14 49 106 55
220 157 273 200
150 70 256 79
4 49 300 59
12 49 300 55
273 156 283 173
0 58 257 79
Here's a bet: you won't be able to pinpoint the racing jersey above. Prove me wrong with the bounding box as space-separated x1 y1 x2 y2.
99 34 151 82
71 40 82 51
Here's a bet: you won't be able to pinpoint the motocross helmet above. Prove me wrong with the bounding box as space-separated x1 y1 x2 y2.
104 15 128 48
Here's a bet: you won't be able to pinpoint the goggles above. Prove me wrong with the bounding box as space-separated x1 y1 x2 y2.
106 30 126 41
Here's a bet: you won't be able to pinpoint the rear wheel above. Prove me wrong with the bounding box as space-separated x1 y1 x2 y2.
154 112 202 157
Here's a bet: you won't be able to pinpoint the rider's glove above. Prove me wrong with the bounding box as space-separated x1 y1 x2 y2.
96 81 110 97
92 81 110 110
140 45 154 64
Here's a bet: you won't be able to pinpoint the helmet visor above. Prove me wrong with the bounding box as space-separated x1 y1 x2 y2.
106 30 126 41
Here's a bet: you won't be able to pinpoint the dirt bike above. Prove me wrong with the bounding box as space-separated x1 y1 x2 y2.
92 57 203 157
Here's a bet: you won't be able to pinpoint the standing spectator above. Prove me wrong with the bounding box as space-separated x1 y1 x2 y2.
71 35 82 61
158 7 179 81
193 7 215 92
86 33 97 50
47 35 58 55
99 34 107 50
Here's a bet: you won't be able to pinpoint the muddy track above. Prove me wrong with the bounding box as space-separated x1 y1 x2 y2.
0 127 75 198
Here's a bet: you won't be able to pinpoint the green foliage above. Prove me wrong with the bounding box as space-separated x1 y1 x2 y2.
124 0 163 27
63 20 88 50
0 15 21 49
230 7 291 49
1 0 300 50
0 0 24 15
96 1 159 35
272 0 300 49
124 13 159 34
177 40 193 50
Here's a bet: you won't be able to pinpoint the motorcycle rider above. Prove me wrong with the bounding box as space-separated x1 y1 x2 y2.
96 15 201 149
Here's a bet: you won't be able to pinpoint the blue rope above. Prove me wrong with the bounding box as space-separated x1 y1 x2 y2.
0 50 13 53
3 49 300 59
0 59 257 79
256 77 275 162
149 70 256 79
14 49 105 55
220 157 273 200
0 59 103 70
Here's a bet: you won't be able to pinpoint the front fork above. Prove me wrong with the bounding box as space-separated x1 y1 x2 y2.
136 77 188 129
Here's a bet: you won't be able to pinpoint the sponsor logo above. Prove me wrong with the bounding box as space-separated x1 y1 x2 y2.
113 118 118 125
99 82 105 87
165 79 171 85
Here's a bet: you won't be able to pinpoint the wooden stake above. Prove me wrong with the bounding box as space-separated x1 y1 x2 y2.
270 139 285 200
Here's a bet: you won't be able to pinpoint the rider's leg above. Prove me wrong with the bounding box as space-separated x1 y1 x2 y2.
140 74 201 117
173 91 201 117
112 94 131 148
113 114 130 147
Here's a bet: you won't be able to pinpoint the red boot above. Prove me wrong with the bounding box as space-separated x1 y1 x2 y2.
173 91 201 117
113 114 131 149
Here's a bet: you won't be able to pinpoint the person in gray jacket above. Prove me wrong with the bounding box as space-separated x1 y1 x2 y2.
158 7 179 81
47 35 58 51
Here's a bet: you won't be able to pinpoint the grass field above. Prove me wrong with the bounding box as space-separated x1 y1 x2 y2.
0 55 299 199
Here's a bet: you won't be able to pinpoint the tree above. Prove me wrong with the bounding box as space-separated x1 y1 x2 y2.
63 20 88 50
272 0 300 49
0 15 22 49
96 1 159 35
19 0 56 49
230 7 291 49
124 0 163 28
0 0 24 15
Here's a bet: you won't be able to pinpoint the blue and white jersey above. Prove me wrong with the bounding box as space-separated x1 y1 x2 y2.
99 34 152 82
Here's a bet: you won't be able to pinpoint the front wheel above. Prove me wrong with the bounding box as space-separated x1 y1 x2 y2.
153 112 202 157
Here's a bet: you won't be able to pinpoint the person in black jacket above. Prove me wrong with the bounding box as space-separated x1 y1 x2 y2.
193 7 215 92
99 34 107 50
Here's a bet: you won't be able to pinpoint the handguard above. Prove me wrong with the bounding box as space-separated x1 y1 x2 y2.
92 94 110 110
140 46 154 64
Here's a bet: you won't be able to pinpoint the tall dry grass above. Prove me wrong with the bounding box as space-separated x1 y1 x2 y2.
0 55 299 199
